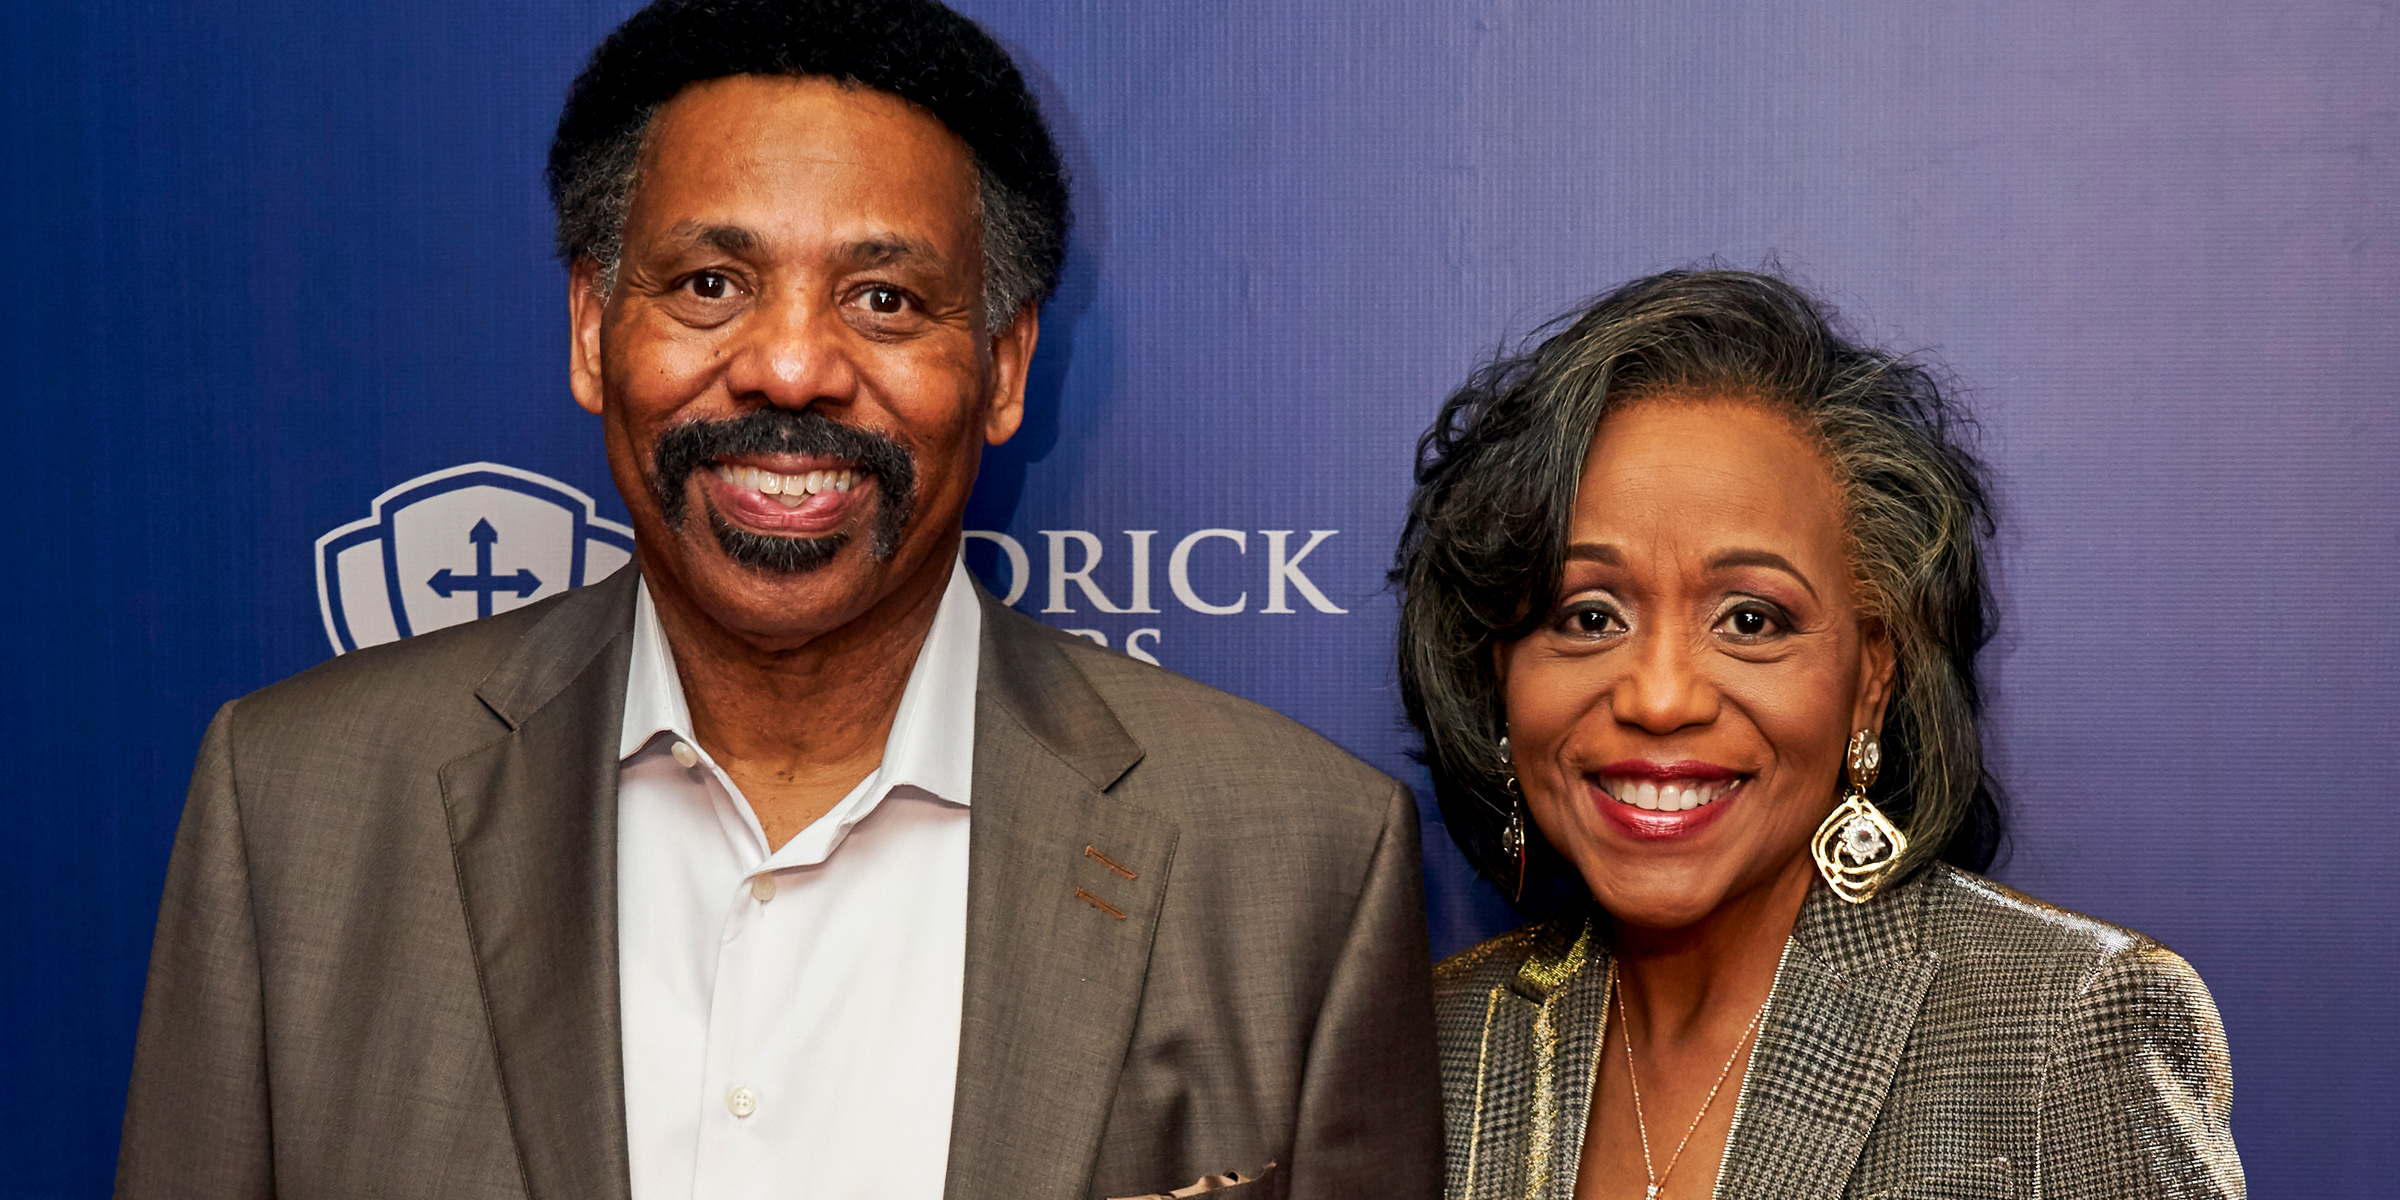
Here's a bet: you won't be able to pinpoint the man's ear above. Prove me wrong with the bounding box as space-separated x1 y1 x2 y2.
1853 617 1899 734
982 304 1039 446
568 258 608 416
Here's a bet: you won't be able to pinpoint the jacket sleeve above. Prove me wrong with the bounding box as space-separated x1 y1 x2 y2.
2038 941 2245 1199
1281 780 1445 1200
116 702 276 1199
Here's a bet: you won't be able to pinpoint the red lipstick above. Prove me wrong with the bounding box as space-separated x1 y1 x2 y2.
1588 760 1747 843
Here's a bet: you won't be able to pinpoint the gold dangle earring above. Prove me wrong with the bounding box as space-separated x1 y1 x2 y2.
1811 730 1908 904
1497 735 1527 903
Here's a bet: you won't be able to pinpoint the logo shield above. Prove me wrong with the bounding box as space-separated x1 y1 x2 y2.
315 462 634 654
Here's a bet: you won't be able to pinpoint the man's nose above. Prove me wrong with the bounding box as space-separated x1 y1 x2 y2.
1608 631 1720 734
720 290 861 410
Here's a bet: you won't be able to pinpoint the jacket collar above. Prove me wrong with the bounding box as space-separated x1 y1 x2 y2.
1457 868 1942 1200
444 564 641 1200
443 566 1171 1200
943 587 1172 1198
1713 869 1940 1200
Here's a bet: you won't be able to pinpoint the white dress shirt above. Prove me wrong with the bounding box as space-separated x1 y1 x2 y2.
616 559 980 1200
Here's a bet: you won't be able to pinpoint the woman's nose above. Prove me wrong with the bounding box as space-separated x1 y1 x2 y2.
1608 633 1720 733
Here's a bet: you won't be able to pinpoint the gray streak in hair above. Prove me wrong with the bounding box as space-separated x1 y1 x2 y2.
1393 269 2006 914
555 94 1044 334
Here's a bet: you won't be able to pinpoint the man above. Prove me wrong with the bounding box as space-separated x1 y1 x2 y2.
114 1 1440 1197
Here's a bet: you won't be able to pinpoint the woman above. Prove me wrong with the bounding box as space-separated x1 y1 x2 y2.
1395 270 2242 1199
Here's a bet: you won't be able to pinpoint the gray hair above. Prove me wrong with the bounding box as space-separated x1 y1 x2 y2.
554 100 1048 335
1393 269 2005 912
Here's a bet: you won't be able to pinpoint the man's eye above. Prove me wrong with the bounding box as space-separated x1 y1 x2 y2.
864 287 907 314
686 272 736 300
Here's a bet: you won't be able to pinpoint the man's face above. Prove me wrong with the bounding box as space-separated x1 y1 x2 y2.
570 74 1034 648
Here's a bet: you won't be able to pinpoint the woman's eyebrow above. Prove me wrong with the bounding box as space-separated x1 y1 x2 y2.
1563 543 1621 565
1708 548 1819 600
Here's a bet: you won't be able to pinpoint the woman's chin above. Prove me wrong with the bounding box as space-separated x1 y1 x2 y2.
1581 872 1732 933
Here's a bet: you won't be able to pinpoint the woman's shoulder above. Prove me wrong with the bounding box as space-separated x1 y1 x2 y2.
1908 864 2209 995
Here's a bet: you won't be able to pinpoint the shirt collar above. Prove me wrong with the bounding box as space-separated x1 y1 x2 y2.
619 557 982 810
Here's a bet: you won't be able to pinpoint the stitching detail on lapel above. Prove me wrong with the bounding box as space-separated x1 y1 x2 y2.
1073 886 1128 919
1084 844 1139 879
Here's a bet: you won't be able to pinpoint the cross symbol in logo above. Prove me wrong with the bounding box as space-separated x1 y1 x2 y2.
426 518 543 618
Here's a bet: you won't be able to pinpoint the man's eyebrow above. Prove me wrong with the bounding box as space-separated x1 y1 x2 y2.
1708 549 1819 599
837 235 945 269
659 222 760 255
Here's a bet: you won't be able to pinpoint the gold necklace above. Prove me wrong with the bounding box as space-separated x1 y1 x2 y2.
1613 973 1770 1200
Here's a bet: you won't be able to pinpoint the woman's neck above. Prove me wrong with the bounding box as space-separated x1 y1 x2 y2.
1607 853 1815 1041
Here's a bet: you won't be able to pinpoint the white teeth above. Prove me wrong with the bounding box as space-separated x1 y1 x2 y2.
717 466 864 500
1607 777 1737 812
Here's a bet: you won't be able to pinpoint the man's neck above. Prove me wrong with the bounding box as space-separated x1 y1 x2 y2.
645 539 958 850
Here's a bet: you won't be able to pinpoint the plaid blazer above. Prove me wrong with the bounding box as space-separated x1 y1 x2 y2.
1434 865 2243 1200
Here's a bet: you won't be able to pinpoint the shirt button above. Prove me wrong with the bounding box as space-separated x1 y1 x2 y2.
670 741 700 769
726 1086 757 1118
750 874 777 902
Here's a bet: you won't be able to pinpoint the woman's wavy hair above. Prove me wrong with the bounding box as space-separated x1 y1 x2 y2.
1394 269 2005 915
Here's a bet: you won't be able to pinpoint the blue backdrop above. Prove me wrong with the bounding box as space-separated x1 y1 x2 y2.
3 1 2394 1195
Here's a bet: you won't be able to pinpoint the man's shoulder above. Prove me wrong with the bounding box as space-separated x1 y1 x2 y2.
984 605 1401 816
220 586 597 767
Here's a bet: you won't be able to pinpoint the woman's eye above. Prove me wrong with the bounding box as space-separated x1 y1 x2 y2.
1560 604 1625 637
1717 604 1785 639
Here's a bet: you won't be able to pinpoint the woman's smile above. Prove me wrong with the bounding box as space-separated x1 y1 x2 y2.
1586 761 1749 841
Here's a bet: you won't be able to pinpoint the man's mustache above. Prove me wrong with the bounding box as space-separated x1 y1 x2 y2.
649 409 918 572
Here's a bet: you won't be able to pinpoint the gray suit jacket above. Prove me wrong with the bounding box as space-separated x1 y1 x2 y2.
1433 865 2243 1200
117 566 1441 1200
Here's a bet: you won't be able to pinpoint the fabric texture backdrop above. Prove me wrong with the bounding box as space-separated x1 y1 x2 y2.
1 0 2390 1195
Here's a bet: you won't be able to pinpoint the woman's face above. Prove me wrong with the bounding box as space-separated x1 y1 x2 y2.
1499 396 1895 931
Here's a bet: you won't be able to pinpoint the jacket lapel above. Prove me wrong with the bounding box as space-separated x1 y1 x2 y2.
944 594 1174 1199
1712 872 1939 1200
439 568 640 1200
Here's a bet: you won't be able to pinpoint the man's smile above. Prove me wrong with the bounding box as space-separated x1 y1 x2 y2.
705 458 874 536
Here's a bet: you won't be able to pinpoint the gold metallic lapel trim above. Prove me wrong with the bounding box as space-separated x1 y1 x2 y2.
1515 918 1593 998
1526 982 1565 1198
1463 984 1505 1192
